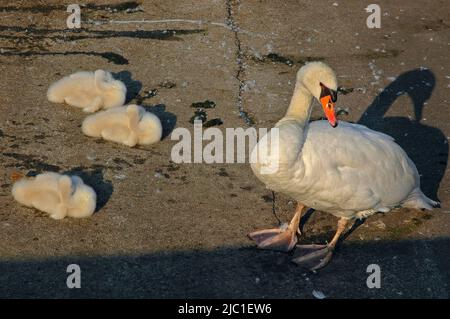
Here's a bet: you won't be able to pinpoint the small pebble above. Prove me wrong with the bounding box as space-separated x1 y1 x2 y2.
312 290 326 299
86 152 96 161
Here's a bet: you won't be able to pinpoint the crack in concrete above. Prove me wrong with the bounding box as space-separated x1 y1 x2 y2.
225 1 278 226
226 0 255 126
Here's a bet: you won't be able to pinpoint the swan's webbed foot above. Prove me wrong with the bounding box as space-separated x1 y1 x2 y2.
248 203 304 252
292 244 334 271
291 217 349 271
248 227 298 252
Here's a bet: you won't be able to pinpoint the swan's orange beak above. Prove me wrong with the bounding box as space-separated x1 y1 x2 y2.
319 82 338 128
320 95 337 127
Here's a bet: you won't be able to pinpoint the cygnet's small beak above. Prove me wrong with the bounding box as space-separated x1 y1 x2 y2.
10 171 25 182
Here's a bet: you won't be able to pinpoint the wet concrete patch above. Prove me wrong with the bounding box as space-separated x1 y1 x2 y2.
422 18 450 31
165 162 180 172
336 107 350 116
0 1 143 13
247 53 324 67
0 25 205 43
204 118 223 128
189 106 223 128
238 110 255 126
0 50 129 65
354 49 403 60
159 80 176 89
113 158 132 168
3 152 61 172
133 158 146 165
0 25 205 67
134 89 158 104
217 168 229 177
265 53 294 66
154 168 170 179
337 87 354 95
189 109 207 124
191 100 216 109
189 100 223 126
248 52 293 66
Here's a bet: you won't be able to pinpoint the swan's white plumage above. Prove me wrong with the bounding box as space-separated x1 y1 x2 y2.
251 62 437 220
47 70 126 113
12 172 96 219
81 104 162 147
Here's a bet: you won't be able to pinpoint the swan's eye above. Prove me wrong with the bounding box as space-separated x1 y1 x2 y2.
330 90 338 102
320 82 337 102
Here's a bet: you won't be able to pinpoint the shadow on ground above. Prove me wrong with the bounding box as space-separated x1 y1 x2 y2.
112 70 142 103
1 237 448 298
359 69 448 202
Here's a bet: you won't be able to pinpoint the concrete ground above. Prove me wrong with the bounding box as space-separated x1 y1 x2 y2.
0 0 449 298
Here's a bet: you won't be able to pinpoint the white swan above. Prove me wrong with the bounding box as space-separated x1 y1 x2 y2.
82 104 162 147
249 62 438 270
12 172 96 219
47 70 127 113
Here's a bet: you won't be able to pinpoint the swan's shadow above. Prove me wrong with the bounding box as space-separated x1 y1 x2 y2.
358 69 447 202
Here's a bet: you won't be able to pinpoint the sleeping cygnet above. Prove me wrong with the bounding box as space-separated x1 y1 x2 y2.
47 70 127 113
81 104 163 147
12 172 96 219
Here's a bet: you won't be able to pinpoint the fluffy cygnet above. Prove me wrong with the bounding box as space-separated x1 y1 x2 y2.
82 104 163 147
12 172 96 219
47 70 127 113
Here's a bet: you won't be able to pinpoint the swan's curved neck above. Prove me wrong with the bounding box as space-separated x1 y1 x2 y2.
284 82 313 128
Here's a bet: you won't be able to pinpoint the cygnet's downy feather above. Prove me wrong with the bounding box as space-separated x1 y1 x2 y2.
12 172 96 219
47 70 127 113
82 104 163 147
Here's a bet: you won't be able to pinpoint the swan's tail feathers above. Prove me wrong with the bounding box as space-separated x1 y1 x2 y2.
402 188 440 211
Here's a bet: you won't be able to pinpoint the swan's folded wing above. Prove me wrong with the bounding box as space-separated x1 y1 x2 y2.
304 121 418 209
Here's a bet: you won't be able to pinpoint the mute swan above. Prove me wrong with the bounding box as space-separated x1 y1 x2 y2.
249 62 438 270
12 172 96 219
82 104 162 147
47 70 127 113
